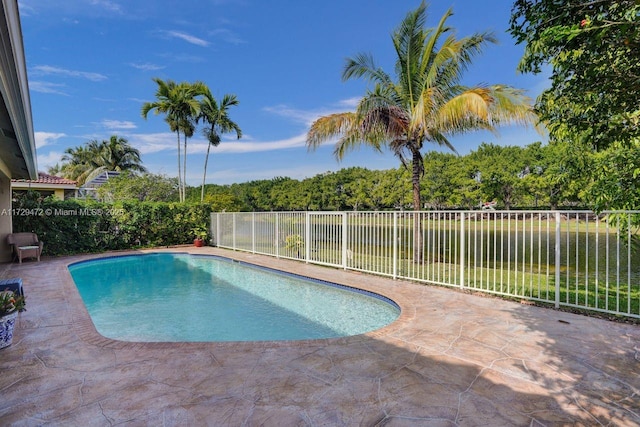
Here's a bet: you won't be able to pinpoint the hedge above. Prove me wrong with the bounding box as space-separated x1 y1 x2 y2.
12 193 212 256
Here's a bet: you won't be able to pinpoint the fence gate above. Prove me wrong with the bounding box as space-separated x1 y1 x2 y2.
307 212 346 268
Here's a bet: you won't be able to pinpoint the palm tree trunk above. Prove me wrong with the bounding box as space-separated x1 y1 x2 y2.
183 137 188 202
176 132 183 202
412 150 423 263
201 142 212 202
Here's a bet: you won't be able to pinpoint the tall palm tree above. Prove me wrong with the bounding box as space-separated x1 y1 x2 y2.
307 2 537 260
197 90 242 201
141 78 206 202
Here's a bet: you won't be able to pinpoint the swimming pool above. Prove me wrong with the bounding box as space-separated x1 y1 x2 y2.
69 253 400 342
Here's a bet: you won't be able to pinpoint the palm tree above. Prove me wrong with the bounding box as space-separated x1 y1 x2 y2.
197 90 242 201
57 136 146 186
307 2 537 261
141 78 206 202
59 144 95 184
84 135 147 183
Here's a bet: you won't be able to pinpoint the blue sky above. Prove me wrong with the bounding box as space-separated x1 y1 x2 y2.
20 0 548 185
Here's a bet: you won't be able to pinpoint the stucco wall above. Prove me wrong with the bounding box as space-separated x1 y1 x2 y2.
0 172 12 262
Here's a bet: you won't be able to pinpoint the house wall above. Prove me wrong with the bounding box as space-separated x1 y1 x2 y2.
13 188 62 200
0 171 12 262
12 185 75 200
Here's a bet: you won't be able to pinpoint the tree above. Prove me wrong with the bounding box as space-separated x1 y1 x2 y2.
96 172 179 202
421 152 460 209
142 78 207 202
197 90 242 202
89 135 146 179
510 0 640 150
57 143 98 184
467 143 530 209
55 136 146 186
587 141 640 212
307 2 536 259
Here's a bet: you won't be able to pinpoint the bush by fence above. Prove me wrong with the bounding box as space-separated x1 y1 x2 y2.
12 193 212 256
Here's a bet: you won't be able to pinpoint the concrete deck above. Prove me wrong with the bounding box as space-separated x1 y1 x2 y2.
0 247 638 426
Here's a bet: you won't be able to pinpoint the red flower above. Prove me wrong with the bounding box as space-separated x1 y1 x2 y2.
580 19 588 27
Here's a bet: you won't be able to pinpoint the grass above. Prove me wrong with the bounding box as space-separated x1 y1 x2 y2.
218 215 640 320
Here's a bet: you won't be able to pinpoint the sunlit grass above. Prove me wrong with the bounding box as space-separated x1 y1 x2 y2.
218 216 640 319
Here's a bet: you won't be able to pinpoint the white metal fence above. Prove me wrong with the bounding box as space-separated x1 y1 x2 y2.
212 211 640 320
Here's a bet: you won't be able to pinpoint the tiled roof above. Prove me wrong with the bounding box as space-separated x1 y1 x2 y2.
11 172 77 185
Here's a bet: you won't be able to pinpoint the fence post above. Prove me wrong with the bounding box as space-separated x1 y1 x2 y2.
393 212 398 279
252 212 256 253
217 213 221 247
554 211 561 309
214 212 218 246
275 213 279 258
232 213 236 251
460 212 465 289
305 212 311 263
342 212 348 270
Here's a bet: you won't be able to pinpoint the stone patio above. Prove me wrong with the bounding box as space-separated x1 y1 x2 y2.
0 247 638 426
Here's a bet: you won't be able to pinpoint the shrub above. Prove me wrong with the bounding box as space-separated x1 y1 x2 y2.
12 192 212 256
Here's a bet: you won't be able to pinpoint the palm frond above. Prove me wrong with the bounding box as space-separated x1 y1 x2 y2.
342 53 392 86
392 1 429 108
307 112 358 151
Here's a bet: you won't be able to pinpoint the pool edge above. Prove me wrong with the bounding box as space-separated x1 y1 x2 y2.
63 248 416 350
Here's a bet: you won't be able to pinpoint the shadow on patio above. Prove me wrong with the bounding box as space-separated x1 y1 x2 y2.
0 248 638 425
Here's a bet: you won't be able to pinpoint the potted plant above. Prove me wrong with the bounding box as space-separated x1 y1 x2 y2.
0 289 25 349
285 234 304 258
192 227 208 247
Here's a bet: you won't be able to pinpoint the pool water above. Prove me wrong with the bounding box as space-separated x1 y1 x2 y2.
69 253 400 342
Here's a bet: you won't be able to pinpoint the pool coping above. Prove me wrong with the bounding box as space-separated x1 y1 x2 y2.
63 248 417 350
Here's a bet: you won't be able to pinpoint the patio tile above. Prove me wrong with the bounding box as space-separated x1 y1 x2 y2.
0 247 638 426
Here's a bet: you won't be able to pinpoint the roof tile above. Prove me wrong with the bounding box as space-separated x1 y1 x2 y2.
11 172 77 185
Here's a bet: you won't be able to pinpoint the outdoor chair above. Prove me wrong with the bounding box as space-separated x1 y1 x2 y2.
7 232 43 263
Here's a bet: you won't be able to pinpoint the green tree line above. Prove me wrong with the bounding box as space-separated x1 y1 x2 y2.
97 140 605 212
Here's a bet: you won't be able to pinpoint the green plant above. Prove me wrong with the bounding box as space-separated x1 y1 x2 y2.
11 195 213 255
192 226 208 240
0 290 25 317
285 234 304 258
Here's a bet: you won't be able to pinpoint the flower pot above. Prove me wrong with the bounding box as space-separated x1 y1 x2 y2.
194 238 204 247
0 311 18 349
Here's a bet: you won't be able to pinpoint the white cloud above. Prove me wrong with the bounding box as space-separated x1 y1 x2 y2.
263 98 358 126
29 81 69 96
263 105 318 126
128 132 177 154
127 132 307 156
100 120 137 130
34 132 66 149
129 62 165 71
31 65 107 82
37 150 65 171
188 133 307 154
165 31 209 47
210 28 246 45
90 0 122 13
337 97 360 108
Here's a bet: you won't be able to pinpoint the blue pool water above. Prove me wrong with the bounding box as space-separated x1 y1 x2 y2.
69 253 400 342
